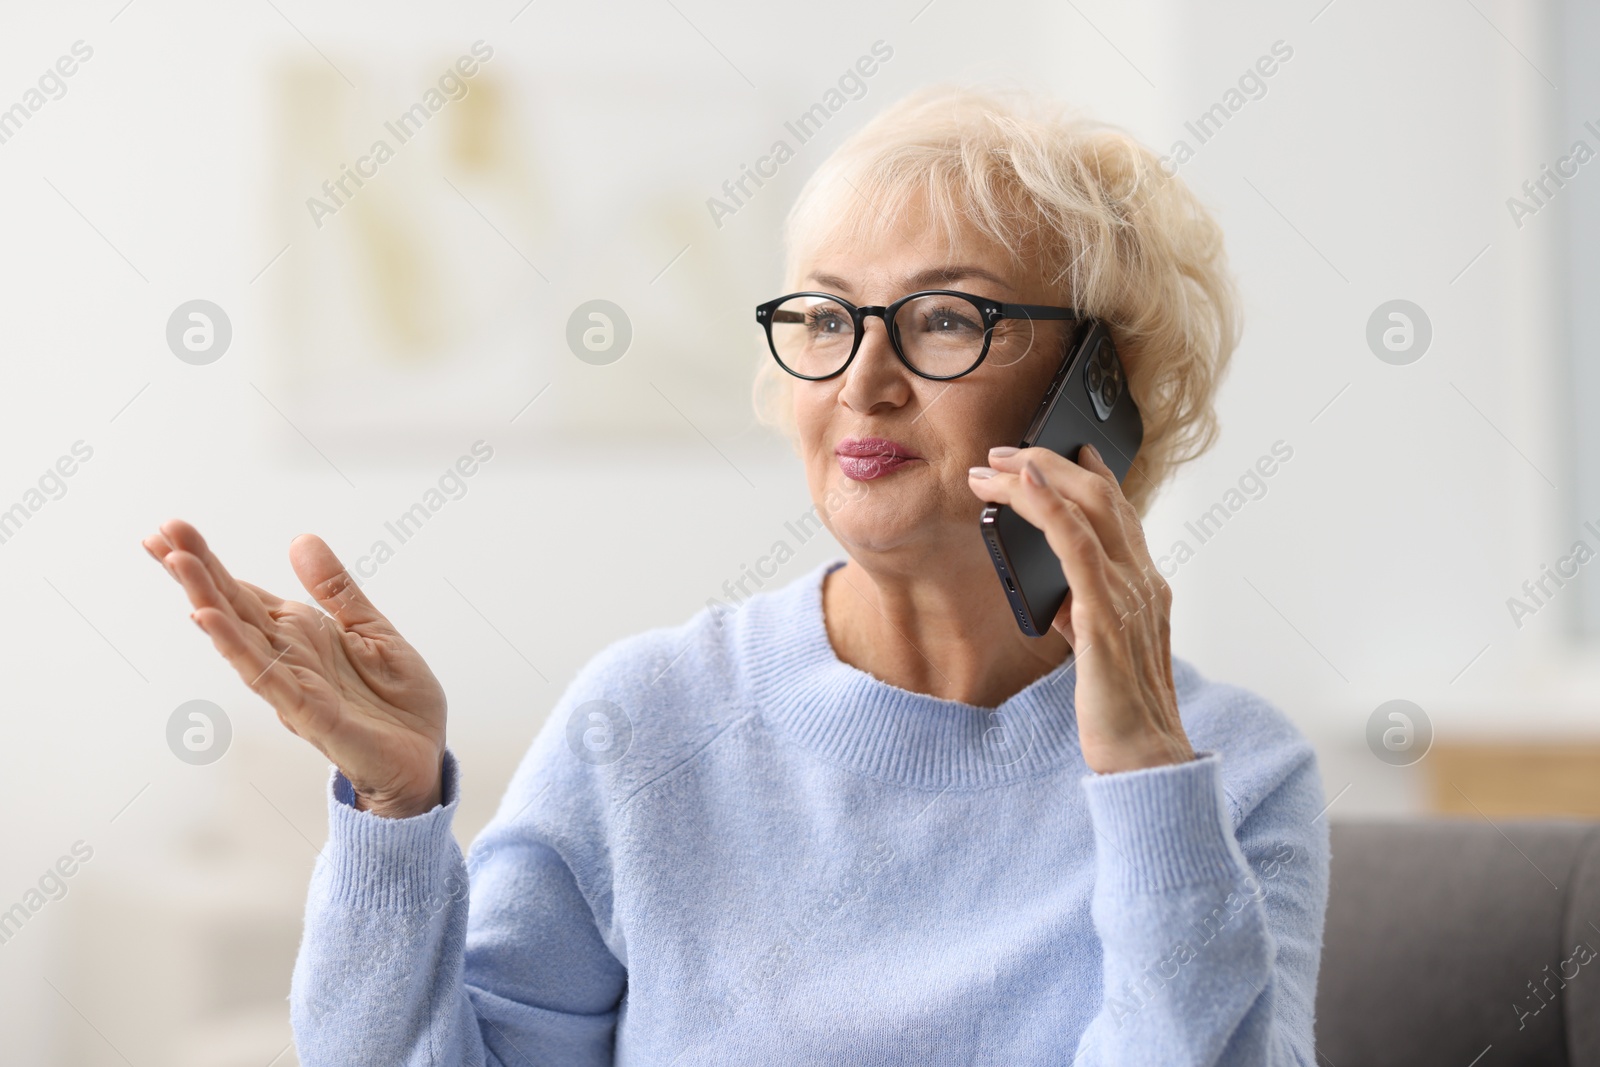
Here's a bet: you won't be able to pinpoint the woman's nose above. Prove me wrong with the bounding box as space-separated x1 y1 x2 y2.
839 315 912 412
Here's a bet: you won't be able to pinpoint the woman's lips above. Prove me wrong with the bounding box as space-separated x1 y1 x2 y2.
835 437 922 481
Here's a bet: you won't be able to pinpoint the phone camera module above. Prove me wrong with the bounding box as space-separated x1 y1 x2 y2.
1086 337 1119 420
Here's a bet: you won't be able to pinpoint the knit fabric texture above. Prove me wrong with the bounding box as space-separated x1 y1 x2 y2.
289 558 1330 1065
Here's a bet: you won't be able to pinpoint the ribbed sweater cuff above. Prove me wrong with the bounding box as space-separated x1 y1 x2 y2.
322 748 461 909
1081 751 1243 893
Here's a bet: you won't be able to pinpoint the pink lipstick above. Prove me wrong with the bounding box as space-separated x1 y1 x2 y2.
835 436 922 481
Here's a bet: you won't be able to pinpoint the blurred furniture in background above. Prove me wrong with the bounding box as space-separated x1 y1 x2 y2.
1318 820 1600 1067
1427 744 1600 818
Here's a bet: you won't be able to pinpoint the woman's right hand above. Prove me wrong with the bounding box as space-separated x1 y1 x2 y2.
144 519 448 819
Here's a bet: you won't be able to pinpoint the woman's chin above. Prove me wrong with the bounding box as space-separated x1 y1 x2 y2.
829 508 948 560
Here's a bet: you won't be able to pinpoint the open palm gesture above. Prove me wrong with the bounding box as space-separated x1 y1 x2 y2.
145 519 447 818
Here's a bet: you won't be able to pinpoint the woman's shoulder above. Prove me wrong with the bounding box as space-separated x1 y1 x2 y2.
1170 656 1323 826
538 564 824 776
499 605 750 835
567 561 819 707
554 606 745 760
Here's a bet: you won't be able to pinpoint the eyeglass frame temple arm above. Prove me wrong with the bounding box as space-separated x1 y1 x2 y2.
990 302 1088 322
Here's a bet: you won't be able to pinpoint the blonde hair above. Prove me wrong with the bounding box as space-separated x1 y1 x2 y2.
753 83 1241 516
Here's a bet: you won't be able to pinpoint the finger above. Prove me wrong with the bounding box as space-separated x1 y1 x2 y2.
1073 445 1169 608
165 550 308 662
191 605 302 711
987 446 1134 562
1014 463 1119 627
289 534 394 635
142 531 173 566
1075 444 1149 549
158 520 276 630
998 460 1164 627
165 550 247 621
969 464 1118 627
237 580 288 611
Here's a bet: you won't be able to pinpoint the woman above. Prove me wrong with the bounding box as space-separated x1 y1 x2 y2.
144 85 1328 1064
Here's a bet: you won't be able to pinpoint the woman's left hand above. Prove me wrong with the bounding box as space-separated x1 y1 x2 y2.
968 444 1194 774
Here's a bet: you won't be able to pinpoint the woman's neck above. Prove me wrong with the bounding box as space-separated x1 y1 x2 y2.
820 553 1073 709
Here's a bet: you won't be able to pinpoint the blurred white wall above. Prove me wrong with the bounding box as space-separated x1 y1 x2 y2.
0 0 1582 1062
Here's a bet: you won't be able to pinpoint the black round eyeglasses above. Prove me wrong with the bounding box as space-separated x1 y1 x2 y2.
755 289 1087 382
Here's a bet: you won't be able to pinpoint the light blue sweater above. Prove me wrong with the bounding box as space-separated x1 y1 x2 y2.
289 558 1330 1065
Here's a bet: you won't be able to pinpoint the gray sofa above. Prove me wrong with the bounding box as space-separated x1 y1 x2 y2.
1318 820 1600 1066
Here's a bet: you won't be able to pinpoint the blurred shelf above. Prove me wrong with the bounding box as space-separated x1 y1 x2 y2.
1427 743 1600 818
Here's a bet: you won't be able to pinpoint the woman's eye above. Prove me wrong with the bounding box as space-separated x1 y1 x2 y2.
925 306 980 333
807 310 847 334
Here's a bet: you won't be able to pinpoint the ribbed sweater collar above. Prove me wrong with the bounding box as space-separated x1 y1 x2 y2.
741 558 1096 790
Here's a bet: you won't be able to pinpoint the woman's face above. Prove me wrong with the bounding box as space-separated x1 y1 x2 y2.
791 199 1076 565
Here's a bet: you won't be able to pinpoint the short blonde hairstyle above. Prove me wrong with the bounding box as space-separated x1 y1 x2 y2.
753 83 1241 516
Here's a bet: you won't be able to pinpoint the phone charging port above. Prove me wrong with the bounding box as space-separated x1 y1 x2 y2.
1003 574 1016 593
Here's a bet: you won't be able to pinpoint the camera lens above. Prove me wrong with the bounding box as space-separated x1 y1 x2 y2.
1101 379 1117 407
1087 363 1103 391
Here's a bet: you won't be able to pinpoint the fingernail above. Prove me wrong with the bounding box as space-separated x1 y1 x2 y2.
1024 460 1047 487
968 466 998 479
989 445 1020 458
1081 443 1101 464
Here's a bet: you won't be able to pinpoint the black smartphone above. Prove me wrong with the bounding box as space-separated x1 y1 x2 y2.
979 320 1143 637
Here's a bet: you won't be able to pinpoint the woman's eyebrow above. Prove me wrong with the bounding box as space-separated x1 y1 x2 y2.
906 266 1016 292
804 265 1018 296
805 271 856 294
